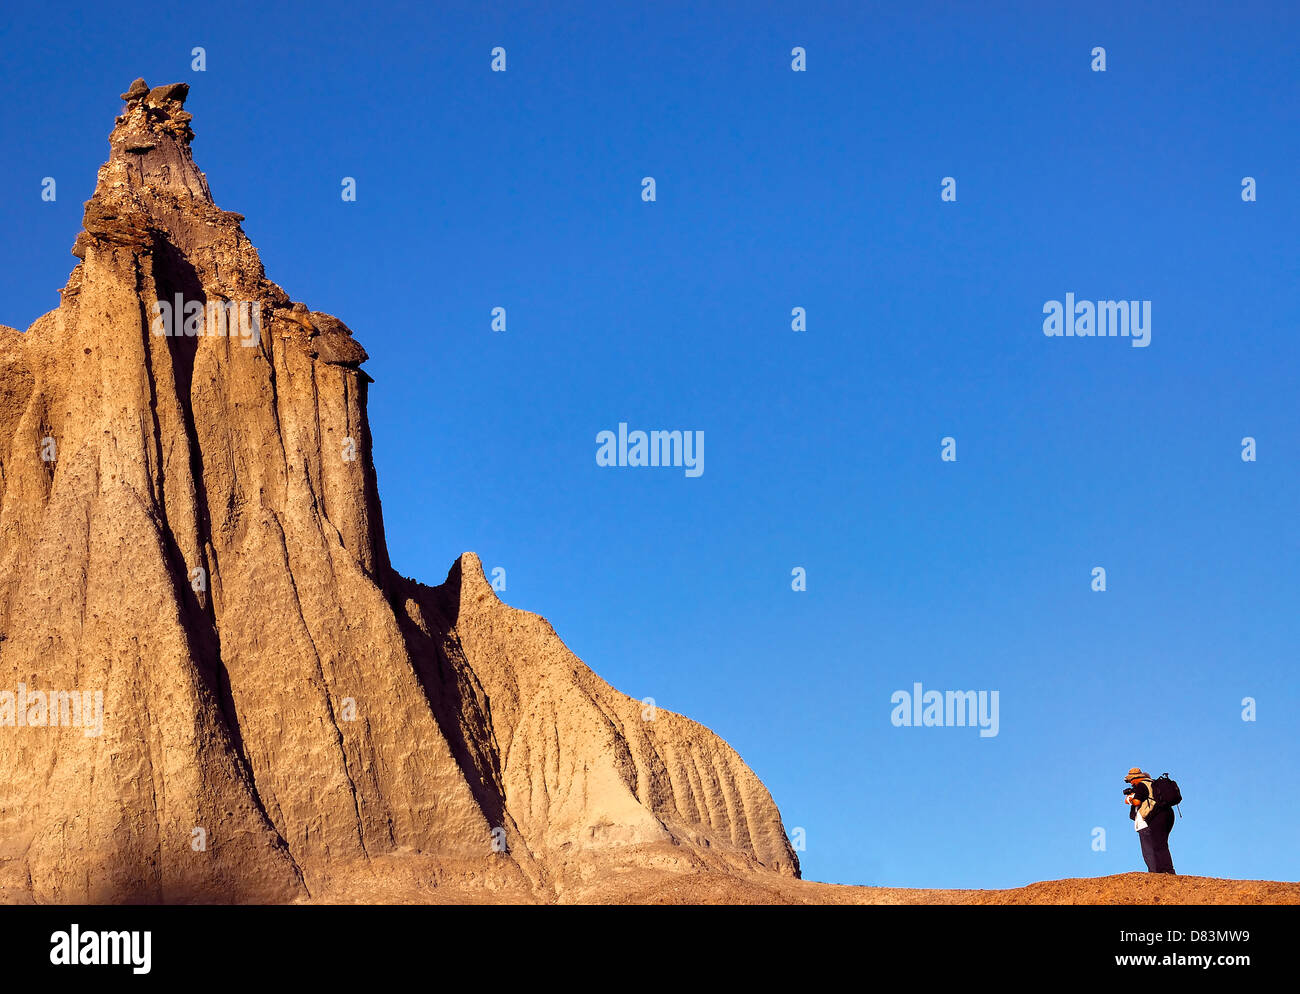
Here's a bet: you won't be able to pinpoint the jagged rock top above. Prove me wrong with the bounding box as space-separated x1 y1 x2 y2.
63 80 368 369
118 78 194 142
93 77 210 205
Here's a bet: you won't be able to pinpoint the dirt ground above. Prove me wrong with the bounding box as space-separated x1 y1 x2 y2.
599 870 1300 905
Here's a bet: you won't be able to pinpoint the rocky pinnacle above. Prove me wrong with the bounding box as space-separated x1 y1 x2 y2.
0 81 798 903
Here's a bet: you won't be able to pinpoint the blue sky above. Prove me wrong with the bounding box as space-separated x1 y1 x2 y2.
2 1 1297 889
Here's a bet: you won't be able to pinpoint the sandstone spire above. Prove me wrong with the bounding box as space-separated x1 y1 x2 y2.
0 81 797 903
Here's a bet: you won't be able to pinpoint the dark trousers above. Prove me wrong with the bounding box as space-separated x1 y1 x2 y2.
1138 810 1176 874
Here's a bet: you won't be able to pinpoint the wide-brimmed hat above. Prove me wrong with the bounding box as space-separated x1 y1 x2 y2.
1124 767 1149 783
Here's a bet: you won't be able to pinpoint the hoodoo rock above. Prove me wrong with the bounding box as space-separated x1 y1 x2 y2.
0 82 798 903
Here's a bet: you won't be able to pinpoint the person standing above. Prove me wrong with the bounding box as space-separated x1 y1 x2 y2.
1124 767 1176 874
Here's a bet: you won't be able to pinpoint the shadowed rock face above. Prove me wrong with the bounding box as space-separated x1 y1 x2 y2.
0 81 798 903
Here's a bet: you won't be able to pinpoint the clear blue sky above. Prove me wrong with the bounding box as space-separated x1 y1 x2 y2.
2 1 1296 889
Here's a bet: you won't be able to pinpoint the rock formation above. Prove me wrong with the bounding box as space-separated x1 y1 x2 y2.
0 80 798 903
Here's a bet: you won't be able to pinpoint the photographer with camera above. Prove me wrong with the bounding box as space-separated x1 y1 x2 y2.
1123 767 1177 874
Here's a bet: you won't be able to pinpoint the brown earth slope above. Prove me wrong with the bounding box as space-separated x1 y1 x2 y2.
0 80 797 904
565 871 1300 906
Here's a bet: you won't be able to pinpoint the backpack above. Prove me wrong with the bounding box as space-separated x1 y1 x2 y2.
1150 773 1183 815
